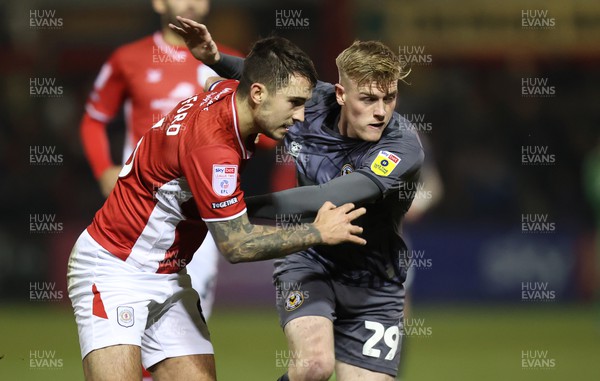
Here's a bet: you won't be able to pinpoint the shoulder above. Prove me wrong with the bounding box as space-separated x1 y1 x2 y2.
307 81 336 108
303 81 339 128
383 113 422 146
179 84 240 149
108 34 154 68
373 113 425 164
113 34 154 58
208 79 239 93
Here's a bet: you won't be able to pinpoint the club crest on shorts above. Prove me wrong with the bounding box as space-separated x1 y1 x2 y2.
284 290 304 311
212 164 237 196
370 150 400 177
117 306 134 328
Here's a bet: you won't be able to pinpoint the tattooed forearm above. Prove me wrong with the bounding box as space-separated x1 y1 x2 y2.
207 213 322 263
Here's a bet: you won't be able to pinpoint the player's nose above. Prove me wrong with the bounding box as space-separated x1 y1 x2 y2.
374 100 386 119
292 106 305 123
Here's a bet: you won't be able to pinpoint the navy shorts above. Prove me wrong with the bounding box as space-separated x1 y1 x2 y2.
274 256 405 377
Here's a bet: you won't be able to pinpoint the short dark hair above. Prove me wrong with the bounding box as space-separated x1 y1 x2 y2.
237 36 318 97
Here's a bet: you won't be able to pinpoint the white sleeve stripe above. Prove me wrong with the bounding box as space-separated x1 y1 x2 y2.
208 80 225 91
202 208 247 222
198 65 219 89
94 63 113 90
85 103 112 123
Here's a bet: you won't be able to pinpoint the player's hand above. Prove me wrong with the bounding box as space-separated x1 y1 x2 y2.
313 202 366 246
99 165 121 198
168 16 220 65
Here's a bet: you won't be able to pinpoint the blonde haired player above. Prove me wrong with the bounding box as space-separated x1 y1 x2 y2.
69 34 368 381
174 18 423 381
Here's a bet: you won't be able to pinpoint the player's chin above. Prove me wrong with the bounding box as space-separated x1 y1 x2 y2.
267 128 287 141
362 128 384 142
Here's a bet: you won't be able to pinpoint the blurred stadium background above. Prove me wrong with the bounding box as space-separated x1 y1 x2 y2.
1 0 600 380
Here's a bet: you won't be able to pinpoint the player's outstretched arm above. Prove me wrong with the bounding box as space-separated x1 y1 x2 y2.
247 172 381 220
206 202 366 264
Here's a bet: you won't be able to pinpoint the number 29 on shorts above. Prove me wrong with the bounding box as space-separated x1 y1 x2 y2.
362 321 401 360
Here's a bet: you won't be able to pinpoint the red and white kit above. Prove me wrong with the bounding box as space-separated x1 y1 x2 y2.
80 32 242 320
81 32 241 176
68 80 253 367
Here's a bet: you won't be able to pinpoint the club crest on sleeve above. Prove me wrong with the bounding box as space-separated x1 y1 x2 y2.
370 150 400 177
212 164 238 196
341 163 354 175
117 306 134 328
284 291 304 311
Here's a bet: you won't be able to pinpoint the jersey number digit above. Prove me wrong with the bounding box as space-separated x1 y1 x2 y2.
362 321 400 360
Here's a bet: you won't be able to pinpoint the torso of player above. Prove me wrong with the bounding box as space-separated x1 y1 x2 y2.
87 81 252 274
124 33 206 141
89 32 240 157
283 81 424 285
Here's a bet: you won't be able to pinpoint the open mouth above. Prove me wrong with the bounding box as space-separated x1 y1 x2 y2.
368 122 385 128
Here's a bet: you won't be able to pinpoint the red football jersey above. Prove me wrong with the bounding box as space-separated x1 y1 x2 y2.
81 32 241 178
87 80 254 274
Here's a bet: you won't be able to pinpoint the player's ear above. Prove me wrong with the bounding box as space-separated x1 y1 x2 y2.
152 0 166 15
249 83 267 105
335 83 346 106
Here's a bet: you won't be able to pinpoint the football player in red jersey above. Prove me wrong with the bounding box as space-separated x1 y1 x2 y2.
79 3 243 378
68 36 367 381
172 19 429 381
80 0 243 198
79 0 246 363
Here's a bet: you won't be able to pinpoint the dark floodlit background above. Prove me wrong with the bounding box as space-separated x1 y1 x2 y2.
1 0 599 380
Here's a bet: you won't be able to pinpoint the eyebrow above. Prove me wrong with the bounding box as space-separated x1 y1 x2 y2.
288 96 309 102
358 91 398 97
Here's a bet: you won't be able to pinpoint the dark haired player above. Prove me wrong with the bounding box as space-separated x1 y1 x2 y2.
68 36 366 381
173 18 424 381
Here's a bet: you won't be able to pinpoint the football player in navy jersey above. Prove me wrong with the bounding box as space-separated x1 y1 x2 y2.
171 17 423 381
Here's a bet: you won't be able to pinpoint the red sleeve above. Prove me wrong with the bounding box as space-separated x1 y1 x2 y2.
182 145 247 221
86 52 128 122
80 113 114 179
80 51 128 178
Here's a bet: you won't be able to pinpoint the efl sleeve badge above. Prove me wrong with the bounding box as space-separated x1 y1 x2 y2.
212 164 238 196
370 150 400 177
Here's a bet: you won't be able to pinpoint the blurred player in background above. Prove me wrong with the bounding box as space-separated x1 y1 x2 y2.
173 19 423 381
79 0 243 326
68 35 367 381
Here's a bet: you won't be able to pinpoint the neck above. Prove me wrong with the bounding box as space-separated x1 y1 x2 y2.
160 26 186 47
337 111 352 137
234 93 259 142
